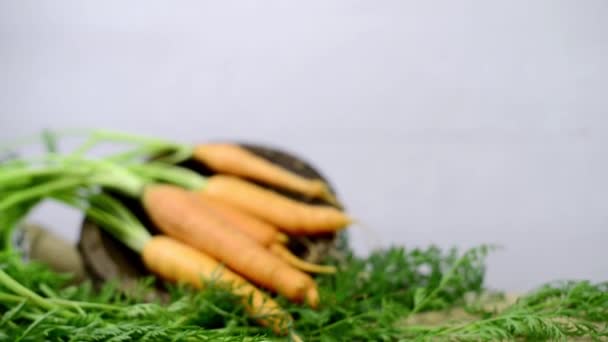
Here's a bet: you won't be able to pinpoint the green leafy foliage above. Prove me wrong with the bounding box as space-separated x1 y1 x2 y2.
1 244 605 341
403 281 608 341
287 245 490 341
0 245 487 341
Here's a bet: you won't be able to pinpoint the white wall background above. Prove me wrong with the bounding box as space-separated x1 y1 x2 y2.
1 1 607 292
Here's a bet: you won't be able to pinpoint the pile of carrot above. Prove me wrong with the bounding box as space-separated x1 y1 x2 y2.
116 141 352 336
0 131 354 338
134 143 352 318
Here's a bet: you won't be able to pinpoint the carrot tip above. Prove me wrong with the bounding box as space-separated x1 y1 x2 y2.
348 217 366 229
271 244 337 274
323 193 341 208
276 232 289 244
305 286 320 309
316 182 341 207
307 265 337 274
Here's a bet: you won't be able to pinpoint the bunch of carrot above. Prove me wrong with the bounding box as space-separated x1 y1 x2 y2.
0 130 353 338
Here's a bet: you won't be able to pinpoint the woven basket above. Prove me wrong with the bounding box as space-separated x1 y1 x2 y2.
78 143 346 287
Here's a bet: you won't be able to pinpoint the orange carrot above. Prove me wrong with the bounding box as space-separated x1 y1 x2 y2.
142 236 292 334
201 175 352 235
142 184 320 308
196 193 336 274
193 143 339 205
196 193 288 246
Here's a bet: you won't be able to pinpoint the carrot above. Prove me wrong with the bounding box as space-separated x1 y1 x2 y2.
193 143 339 205
201 175 352 235
196 193 337 274
196 193 288 246
142 184 320 308
142 236 293 335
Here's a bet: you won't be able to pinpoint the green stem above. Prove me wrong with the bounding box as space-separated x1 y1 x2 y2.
0 177 84 211
155 146 195 164
92 130 184 149
88 193 141 227
93 130 195 164
86 159 146 198
0 291 26 303
16 308 58 342
41 129 58 154
86 129 196 164
0 269 61 313
54 194 150 254
0 168 71 187
50 298 123 311
128 163 207 190
0 199 40 251
19 312 45 321
39 284 85 315
104 145 167 162
1 277 122 313
56 154 146 198
86 207 151 253
38 284 58 298
70 136 99 157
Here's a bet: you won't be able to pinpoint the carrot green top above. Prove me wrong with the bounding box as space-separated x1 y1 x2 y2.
0 152 204 253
